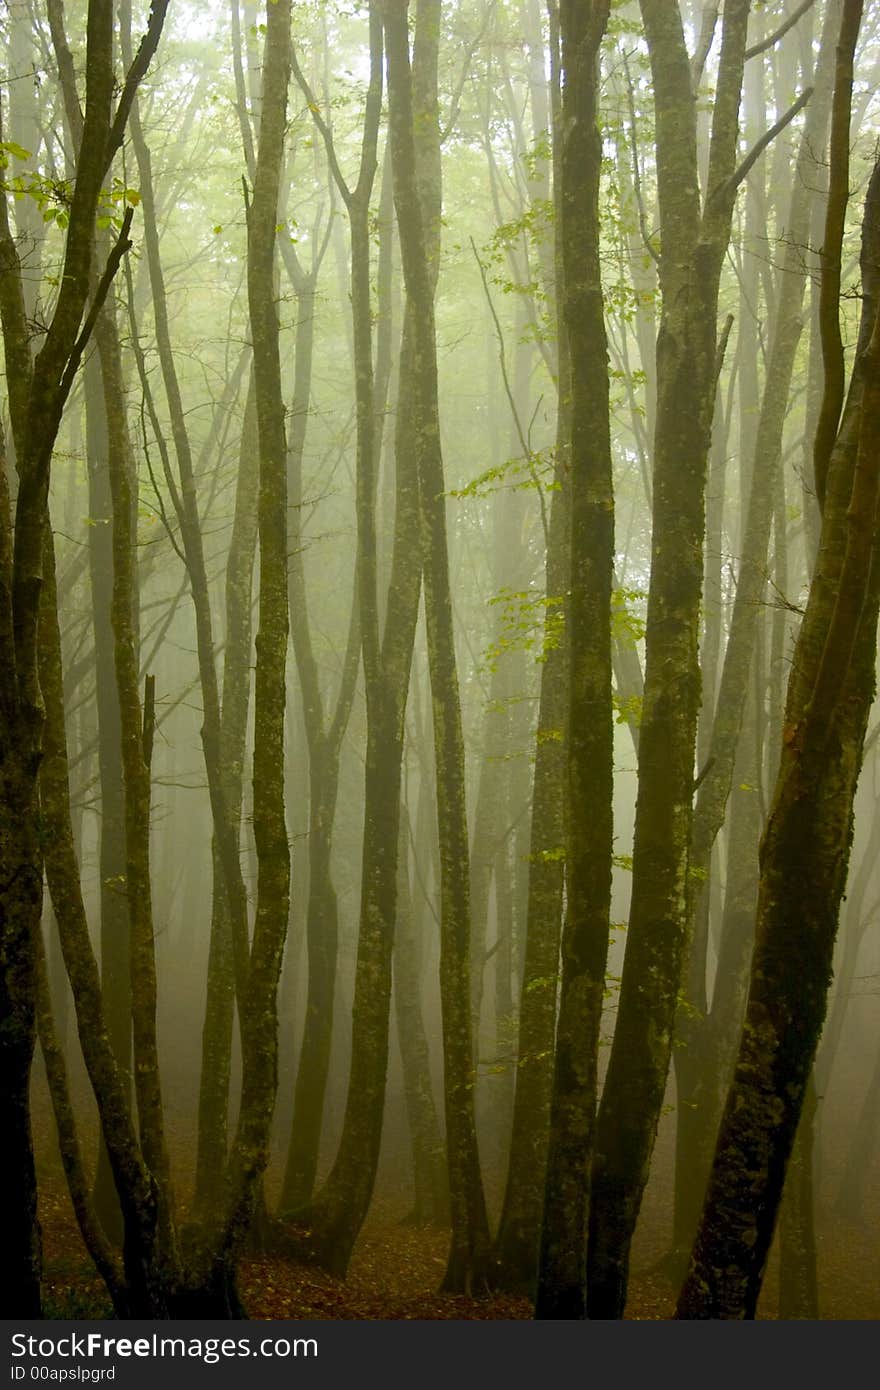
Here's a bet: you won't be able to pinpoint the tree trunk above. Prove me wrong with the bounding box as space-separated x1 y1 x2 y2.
0 0 168 1312
588 0 753 1319
384 0 491 1293
678 138 880 1322
394 806 448 1225
535 0 613 1320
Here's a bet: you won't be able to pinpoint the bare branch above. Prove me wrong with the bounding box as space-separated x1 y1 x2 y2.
58 206 135 405
290 42 353 207
726 87 813 196
745 0 816 63
690 4 720 92
440 1 497 145
469 236 550 552
105 0 171 171
622 51 661 268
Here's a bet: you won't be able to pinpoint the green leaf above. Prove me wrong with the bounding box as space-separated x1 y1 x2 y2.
0 140 32 162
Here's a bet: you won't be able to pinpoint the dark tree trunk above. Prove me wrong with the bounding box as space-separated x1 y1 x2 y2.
280 2 423 1276
588 0 753 1319
493 10 569 1293
394 808 448 1225
84 350 130 1245
672 0 838 1259
0 0 169 1313
534 0 613 1321
678 140 880 1322
384 0 491 1293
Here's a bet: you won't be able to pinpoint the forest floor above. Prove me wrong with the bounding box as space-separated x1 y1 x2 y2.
36 1175 880 1321
33 1112 880 1320
29 1030 880 1320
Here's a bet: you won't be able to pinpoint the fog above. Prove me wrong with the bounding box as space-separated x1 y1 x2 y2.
1 0 878 1322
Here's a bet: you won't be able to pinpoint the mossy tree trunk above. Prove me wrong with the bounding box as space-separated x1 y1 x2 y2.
82 351 131 1245
534 0 613 1321
394 804 448 1225
0 0 169 1314
678 55 879 1315
384 0 491 1293
493 10 569 1294
672 0 839 1261
587 0 754 1319
181 0 294 1314
280 3 422 1275
678 128 880 1323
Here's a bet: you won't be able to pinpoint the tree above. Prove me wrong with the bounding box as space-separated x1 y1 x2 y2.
384 0 491 1292
678 5 880 1318
534 0 613 1320
281 1 425 1276
588 0 787 1318
0 0 169 1316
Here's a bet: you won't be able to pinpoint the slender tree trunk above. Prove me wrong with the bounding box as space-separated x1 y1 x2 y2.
394 804 448 1224
678 138 880 1322
493 8 570 1290
778 1075 819 1319
279 253 360 1212
835 1039 880 1220
84 349 130 1244
280 2 423 1275
535 0 613 1320
672 2 838 1258
0 0 168 1312
181 0 293 1314
195 375 259 1214
588 0 753 1318
384 0 491 1292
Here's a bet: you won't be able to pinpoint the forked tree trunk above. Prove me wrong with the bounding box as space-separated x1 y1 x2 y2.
384 0 491 1292
588 0 754 1319
280 2 422 1276
180 0 294 1315
673 0 839 1258
0 0 169 1314
678 138 880 1322
534 0 613 1320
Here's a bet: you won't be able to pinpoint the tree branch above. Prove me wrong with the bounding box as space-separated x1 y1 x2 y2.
813 0 864 510
105 0 171 172
726 87 813 196
469 237 550 552
290 42 353 208
58 206 134 406
623 50 661 267
745 0 816 63
690 4 720 92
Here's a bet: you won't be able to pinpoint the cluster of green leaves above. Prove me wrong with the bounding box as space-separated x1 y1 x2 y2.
96 178 142 232
612 583 646 645
450 445 558 501
0 141 73 229
0 146 140 235
483 586 564 672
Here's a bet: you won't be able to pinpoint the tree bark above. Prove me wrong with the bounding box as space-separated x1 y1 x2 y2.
384 0 491 1292
588 0 753 1319
678 143 880 1322
534 0 613 1320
